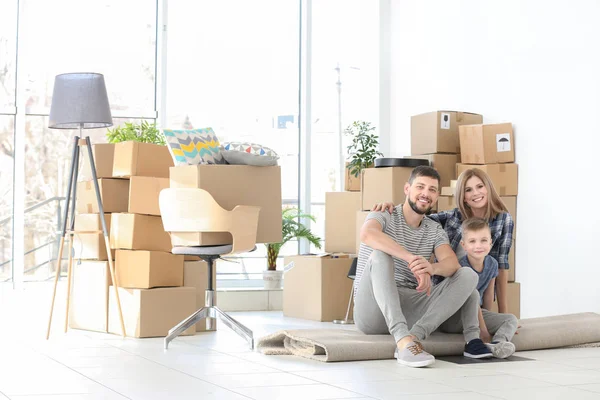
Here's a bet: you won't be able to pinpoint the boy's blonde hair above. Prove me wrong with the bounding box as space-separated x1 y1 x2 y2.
461 217 491 236
455 168 508 220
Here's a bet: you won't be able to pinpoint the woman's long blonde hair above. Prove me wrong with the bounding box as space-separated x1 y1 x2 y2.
454 168 507 220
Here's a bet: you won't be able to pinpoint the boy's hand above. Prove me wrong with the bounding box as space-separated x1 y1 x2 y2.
481 330 492 344
409 256 434 277
371 202 395 214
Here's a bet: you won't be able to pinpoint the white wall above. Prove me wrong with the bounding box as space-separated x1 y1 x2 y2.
386 0 600 318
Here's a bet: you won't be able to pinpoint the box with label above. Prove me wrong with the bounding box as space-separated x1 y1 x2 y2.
459 123 514 164
411 111 483 155
457 163 518 196
128 176 170 216
68 261 112 332
76 178 129 214
110 213 172 252
325 192 362 253
112 141 174 178
183 261 217 332
355 211 370 254
73 233 115 260
108 286 196 338
80 143 116 180
406 154 459 188
115 250 184 289
361 167 413 211
169 165 282 245
490 282 520 318
283 255 355 321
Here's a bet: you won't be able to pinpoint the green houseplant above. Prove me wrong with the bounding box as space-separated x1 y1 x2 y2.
106 120 166 145
345 120 383 179
263 208 322 289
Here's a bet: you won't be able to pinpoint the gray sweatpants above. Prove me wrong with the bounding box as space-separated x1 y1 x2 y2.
482 309 518 342
354 250 480 343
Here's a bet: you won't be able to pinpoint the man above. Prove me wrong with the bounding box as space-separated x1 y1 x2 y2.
354 166 491 367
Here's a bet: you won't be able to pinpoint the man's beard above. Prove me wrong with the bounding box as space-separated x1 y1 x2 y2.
408 197 432 215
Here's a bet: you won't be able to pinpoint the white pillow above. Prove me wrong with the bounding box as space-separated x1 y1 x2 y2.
221 142 279 166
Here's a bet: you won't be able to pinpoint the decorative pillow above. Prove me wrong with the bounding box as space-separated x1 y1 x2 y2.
163 127 226 166
221 142 279 166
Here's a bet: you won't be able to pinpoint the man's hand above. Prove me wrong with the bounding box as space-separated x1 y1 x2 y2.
409 256 435 277
415 273 432 296
371 202 395 214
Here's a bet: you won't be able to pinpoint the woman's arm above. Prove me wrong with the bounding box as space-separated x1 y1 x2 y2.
495 214 514 313
483 278 495 311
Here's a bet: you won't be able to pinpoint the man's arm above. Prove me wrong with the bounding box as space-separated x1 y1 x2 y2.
431 244 461 277
360 219 414 262
482 278 495 311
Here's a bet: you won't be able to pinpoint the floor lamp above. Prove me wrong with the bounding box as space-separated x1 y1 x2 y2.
46 73 125 339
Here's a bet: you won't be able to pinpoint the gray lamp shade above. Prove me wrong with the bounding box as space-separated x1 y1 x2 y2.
48 72 113 129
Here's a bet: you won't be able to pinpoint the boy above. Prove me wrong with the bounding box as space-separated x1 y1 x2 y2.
460 217 519 359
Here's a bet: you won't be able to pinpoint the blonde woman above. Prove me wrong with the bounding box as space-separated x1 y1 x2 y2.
373 168 514 314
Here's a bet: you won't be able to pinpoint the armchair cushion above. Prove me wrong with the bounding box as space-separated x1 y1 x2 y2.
163 127 226 166
221 142 279 166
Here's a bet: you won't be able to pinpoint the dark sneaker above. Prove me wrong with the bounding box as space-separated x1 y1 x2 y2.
394 341 435 368
464 338 493 359
486 341 516 359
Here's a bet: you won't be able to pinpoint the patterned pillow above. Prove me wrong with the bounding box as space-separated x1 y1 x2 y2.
163 127 226 165
221 142 279 166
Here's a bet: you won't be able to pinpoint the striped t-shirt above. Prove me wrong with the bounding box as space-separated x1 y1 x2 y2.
355 206 449 293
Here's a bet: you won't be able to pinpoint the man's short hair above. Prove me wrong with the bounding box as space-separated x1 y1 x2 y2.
461 217 491 235
408 166 441 187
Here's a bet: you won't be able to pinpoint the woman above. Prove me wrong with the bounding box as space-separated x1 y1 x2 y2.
374 168 514 313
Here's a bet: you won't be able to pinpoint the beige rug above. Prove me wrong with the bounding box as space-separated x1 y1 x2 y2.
257 312 600 362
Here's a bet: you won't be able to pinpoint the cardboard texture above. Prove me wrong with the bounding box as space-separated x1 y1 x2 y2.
406 154 460 188
459 123 515 164
74 213 111 233
325 192 362 253
355 211 370 254
283 255 355 322
411 111 483 155
72 233 115 260
110 213 172 252
361 167 412 211
183 261 217 332
490 282 520 318
68 261 111 332
112 141 174 178
457 163 518 196
80 143 116 180
441 187 454 196
108 286 196 338
437 195 456 212
76 178 129 214
115 250 184 289
344 163 362 191
128 176 170 216
169 165 282 244
502 196 517 237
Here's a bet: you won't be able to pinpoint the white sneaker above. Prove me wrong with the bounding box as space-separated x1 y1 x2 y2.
394 341 435 368
486 341 516 359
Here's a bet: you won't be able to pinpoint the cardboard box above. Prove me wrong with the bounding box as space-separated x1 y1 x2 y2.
108 286 196 338
361 167 412 211
441 187 454 196
344 163 362 192
437 195 456 212
74 213 111 233
128 176 170 216
183 261 217 332
76 178 129 214
68 261 111 332
406 154 459 188
283 255 355 321
459 123 514 164
457 163 518 196
115 250 184 289
110 213 172 252
112 141 174 178
411 111 483 155
80 143 116 180
72 233 115 260
355 211 370 254
490 282 520 318
502 196 517 237
169 165 282 244
325 192 362 253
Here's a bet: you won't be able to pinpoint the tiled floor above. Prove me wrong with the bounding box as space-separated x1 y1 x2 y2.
2 284 600 399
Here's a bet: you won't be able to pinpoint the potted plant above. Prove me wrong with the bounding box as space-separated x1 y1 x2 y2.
106 120 166 145
264 207 322 289
344 121 383 191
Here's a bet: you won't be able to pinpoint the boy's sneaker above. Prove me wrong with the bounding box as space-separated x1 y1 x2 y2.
464 338 493 359
486 341 516 359
394 341 435 368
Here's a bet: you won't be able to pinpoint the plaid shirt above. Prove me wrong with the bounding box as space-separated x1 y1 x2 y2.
427 208 514 270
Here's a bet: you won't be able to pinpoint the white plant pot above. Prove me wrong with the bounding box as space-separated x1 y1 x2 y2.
263 270 283 290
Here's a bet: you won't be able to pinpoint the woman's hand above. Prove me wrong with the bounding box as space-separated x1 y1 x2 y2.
371 202 395 213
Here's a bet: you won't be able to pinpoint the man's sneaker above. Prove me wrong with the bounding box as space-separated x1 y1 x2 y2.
394 341 435 368
464 338 493 359
486 341 516 359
